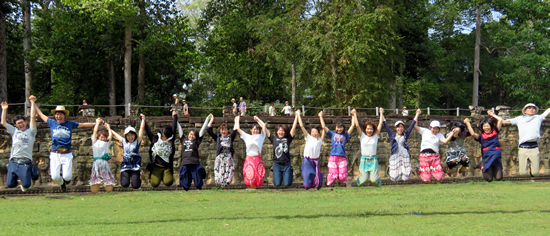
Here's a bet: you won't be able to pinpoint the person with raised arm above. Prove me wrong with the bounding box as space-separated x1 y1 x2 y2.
235 115 267 188
266 109 298 187
33 97 96 192
464 110 504 182
143 111 178 187
353 108 383 187
444 120 471 177
383 108 419 181
110 114 145 189
413 109 457 183
297 110 325 190
502 103 550 177
206 114 238 187
177 114 210 191
318 110 355 186
89 118 116 193
1 96 39 192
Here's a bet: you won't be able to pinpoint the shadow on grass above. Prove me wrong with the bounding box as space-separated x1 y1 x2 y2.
52 209 550 226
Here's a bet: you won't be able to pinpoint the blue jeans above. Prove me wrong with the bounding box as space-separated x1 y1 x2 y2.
273 162 293 187
7 159 38 188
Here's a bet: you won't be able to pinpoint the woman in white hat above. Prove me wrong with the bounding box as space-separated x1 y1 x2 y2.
502 103 550 177
111 115 146 189
33 100 96 192
382 109 421 181
413 110 456 183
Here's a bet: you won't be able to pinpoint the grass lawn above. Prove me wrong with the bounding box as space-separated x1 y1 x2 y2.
0 181 549 235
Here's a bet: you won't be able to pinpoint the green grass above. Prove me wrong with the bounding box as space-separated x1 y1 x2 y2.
1 182 549 235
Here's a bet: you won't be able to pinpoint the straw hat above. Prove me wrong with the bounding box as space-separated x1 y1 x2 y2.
51 106 69 116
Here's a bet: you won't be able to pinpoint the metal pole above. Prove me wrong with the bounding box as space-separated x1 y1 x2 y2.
302 105 305 116
376 107 379 116
427 107 430 116
348 106 351 116
264 105 267 113
457 107 460 117
24 101 28 116
395 108 398 114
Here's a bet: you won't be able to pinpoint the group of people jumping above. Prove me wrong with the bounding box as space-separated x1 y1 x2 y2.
1 95 549 193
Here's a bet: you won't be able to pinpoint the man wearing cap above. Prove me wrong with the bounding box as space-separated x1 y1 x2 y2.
1 96 39 192
414 110 456 183
503 103 550 177
33 98 95 192
239 97 247 116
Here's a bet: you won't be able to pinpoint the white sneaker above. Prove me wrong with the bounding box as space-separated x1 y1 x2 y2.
20 180 33 192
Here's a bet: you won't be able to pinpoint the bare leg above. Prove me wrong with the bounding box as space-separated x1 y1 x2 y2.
90 184 100 194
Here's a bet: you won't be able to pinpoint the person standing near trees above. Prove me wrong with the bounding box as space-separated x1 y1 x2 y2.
33 97 96 192
265 110 298 187
1 96 39 192
232 99 238 116
182 100 190 117
502 103 550 177
319 111 355 186
281 101 292 116
239 97 247 116
269 103 276 116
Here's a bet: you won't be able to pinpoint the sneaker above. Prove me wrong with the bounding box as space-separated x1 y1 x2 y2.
61 180 67 192
20 180 34 192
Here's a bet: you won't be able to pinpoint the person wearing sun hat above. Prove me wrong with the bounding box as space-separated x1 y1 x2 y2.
413 110 457 183
503 103 550 177
33 99 96 192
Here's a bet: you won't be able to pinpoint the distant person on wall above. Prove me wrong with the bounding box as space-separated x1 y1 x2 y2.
465 110 504 182
239 97 247 116
110 115 146 189
266 110 298 187
281 101 292 116
34 98 96 192
402 107 409 116
352 108 383 187
173 94 179 105
77 100 92 116
413 110 456 183
206 114 238 187
143 111 178 187
383 109 419 181
319 110 355 186
502 103 550 177
234 115 267 188
297 110 325 190
89 118 117 194
182 100 190 117
232 99 238 116
1 96 39 192
269 103 276 116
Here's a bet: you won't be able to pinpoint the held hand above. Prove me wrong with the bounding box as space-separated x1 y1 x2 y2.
487 110 495 116
416 109 422 115
96 118 103 124
140 113 146 120
380 108 384 114
1 101 8 110
209 113 213 119
295 110 300 115
318 111 323 117
463 118 470 124
29 95 37 102
104 123 111 129
351 109 356 115
453 127 460 133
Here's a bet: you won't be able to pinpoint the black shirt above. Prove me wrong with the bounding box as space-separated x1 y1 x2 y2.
269 134 294 164
180 135 203 166
207 127 237 157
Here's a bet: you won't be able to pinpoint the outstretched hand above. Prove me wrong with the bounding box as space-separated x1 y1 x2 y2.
95 118 103 124
351 109 356 115
318 111 323 117
380 108 385 114
463 118 470 124
29 95 37 102
1 102 7 110
140 113 146 120
487 110 495 116
416 109 422 115
104 123 111 129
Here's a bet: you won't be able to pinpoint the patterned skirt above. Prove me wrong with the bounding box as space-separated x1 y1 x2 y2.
389 153 411 181
214 152 235 186
243 155 265 188
89 159 117 186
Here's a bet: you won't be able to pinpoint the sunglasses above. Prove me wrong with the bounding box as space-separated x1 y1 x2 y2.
526 106 536 110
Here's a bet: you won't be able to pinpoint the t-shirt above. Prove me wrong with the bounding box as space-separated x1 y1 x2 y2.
180 136 203 166
509 115 545 145
326 129 351 157
283 106 292 114
303 134 324 159
269 106 276 116
418 127 445 153
402 110 409 116
359 132 379 157
6 124 37 160
92 137 110 158
233 103 238 111
269 134 294 164
239 101 247 113
241 132 266 157
47 118 79 151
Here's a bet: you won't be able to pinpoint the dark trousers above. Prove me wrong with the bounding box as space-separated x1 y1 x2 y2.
483 166 503 182
121 170 141 189
178 164 206 191
7 160 38 188
273 162 293 187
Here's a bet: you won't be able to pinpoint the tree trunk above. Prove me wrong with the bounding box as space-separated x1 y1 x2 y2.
330 52 338 102
21 0 32 114
136 0 146 105
472 6 481 106
0 10 7 102
397 76 403 109
291 56 296 108
389 77 396 111
124 23 133 117
109 60 116 116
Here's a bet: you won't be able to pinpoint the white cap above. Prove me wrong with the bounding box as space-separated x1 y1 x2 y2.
124 126 137 136
173 94 177 97
522 103 539 115
394 121 405 127
430 120 441 128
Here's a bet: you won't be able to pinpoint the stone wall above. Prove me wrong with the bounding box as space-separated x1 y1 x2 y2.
0 114 549 187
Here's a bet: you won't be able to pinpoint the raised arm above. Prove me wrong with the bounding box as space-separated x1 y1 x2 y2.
297 110 308 136
352 109 361 135
376 108 384 136
290 112 298 137
440 128 458 144
33 99 49 122
208 113 214 127
347 110 356 134
318 111 329 133
234 116 242 135
138 114 145 143
105 123 113 141
254 116 269 137
171 111 178 138
413 109 422 132
464 118 479 140
143 114 154 141
199 114 211 137
487 110 503 130
93 118 102 140
78 121 96 128
110 129 124 142
29 95 37 129
542 108 550 118
0 102 7 128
